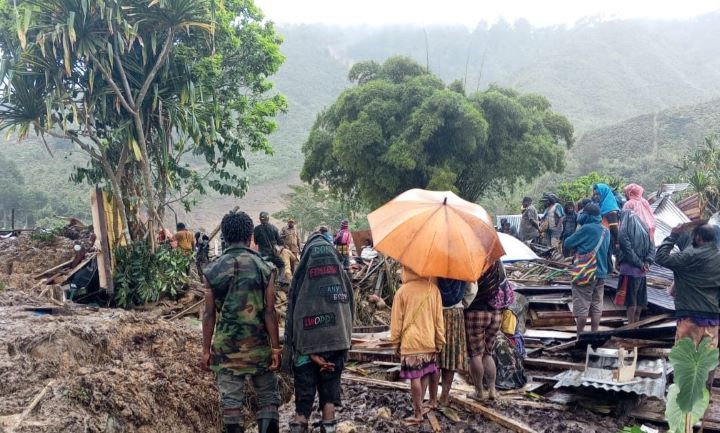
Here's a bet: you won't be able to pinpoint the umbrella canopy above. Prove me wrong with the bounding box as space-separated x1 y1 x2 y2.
368 189 505 281
498 233 539 263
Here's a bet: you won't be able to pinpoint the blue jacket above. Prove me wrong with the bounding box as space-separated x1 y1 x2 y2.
563 215 611 278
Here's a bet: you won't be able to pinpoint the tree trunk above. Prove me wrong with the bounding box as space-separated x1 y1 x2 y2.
132 114 161 241
107 176 133 244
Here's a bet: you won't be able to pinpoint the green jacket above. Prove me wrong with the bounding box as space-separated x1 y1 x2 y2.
655 234 720 319
204 245 273 375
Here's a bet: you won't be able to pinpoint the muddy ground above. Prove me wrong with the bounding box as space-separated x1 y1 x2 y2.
0 233 636 433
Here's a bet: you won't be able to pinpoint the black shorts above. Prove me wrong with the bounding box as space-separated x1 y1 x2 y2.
622 275 648 307
293 350 347 418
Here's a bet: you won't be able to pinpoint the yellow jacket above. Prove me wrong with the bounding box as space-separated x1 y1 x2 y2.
174 230 194 252
389 268 445 356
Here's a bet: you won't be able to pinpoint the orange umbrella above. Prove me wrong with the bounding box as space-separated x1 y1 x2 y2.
368 189 505 281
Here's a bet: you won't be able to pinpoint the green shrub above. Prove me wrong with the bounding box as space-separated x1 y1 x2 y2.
113 243 193 309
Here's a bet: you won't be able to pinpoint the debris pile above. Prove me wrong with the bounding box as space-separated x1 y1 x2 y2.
351 255 400 327
0 301 221 433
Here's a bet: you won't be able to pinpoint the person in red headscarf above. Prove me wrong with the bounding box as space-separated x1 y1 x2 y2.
623 184 656 243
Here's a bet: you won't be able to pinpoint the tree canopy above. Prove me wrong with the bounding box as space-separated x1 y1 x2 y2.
0 0 285 241
272 184 368 239
556 172 624 203
301 56 574 208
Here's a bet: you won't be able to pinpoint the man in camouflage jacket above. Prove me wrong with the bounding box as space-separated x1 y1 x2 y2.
202 211 282 433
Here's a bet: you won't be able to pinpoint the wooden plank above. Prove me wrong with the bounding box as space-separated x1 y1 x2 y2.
427 411 442 432
344 375 538 433
614 314 672 331
372 361 401 367
59 252 98 285
638 347 671 358
545 340 578 353
524 358 584 372
608 337 672 349
348 349 399 363
525 329 576 340
352 325 389 334
535 325 615 332
510 400 568 411
33 259 74 279
450 396 538 433
91 187 113 294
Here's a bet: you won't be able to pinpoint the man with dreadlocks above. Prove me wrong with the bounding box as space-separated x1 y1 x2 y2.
201 211 282 433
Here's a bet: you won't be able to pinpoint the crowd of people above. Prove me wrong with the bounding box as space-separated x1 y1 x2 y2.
511 183 720 366
200 206 527 432
195 180 720 433
502 183 661 328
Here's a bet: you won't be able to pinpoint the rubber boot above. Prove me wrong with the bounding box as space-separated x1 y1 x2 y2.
257 408 279 433
320 420 337 433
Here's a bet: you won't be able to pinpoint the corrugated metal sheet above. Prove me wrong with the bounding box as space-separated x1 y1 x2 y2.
496 214 521 231
554 359 668 399
652 196 691 245
647 183 690 203
553 369 667 399
647 265 674 283
607 276 675 311
658 183 691 195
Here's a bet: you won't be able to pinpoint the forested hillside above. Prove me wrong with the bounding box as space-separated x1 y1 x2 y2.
4 14 720 226
566 98 720 189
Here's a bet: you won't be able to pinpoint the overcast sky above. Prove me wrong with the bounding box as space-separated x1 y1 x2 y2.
254 0 720 27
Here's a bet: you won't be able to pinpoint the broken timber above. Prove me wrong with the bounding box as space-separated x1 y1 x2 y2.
343 375 538 433
450 396 539 433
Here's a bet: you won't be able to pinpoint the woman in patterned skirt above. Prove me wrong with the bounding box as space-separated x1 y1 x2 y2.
437 278 477 406
389 266 445 425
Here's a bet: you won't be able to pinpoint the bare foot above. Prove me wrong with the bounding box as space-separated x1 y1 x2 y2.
404 416 423 426
423 401 439 410
468 391 485 402
488 387 497 401
438 396 450 407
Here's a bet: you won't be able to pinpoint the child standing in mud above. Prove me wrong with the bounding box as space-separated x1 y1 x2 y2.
389 266 445 425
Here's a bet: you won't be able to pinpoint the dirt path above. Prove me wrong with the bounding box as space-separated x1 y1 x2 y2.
170 174 300 232
0 233 635 433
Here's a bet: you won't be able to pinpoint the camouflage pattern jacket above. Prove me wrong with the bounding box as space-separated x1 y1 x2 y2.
205 245 273 376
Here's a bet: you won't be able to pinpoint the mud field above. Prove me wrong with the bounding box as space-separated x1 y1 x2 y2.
0 233 635 433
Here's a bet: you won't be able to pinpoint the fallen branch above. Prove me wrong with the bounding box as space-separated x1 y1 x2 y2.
168 299 205 321
8 380 55 432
